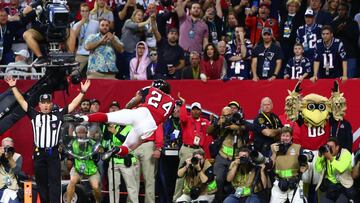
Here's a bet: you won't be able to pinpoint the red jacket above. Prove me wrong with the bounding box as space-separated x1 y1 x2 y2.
245 16 279 45
180 105 210 147
144 123 164 150
200 56 225 80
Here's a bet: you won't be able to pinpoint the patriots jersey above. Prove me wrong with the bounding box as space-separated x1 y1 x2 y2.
296 24 322 59
225 39 253 80
284 57 312 79
314 38 347 78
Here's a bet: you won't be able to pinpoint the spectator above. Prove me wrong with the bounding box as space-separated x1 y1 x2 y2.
69 3 99 75
0 138 20 203
120 9 151 79
5 49 36 79
90 0 114 29
355 13 360 54
279 0 304 68
200 43 226 82
130 41 150 80
182 51 201 79
85 19 124 79
224 26 252 80
251 28 283 81
175 0 209 54
309 0 332 25
1 137 22 176
283 43 312 80
143 3 158 49
230 0 251 26
66 125 101 203
253 97 282 156
269 127 308 203
296 8 323 61
223 147 268 203
204 1 223 45
315 137 356 202
245 2 279 45
173 94 210 202
104 124 139 203
146 49 160 79
310 25 347 82
0 8 30 66
175 150 217 203
155 28 185 79
217 40 227 56
330 118 353 153
324 0 339 20
5 0 21 19
90 99 100 113
222 12 238 42
331 2 359 78
78 99 91 114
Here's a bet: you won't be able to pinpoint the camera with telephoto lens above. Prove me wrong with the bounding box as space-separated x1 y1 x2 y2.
319 144 332 155
239 156 250 164
277 142 292 154
224 112 244 126
4 146 15 155
191 157 199 166
298 150 314 167
249 149 272 169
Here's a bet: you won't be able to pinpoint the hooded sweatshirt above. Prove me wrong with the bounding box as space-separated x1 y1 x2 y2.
130 41 151 80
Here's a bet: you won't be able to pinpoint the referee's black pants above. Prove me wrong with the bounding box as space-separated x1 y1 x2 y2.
34 147 61 203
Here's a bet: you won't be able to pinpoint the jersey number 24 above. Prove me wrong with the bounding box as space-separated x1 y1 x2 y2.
148 91 173 117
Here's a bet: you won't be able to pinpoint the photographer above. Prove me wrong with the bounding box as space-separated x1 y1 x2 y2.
66 125 102 203
352 148 360 200
0 139 20 203
175 150 217 203
207 106 250 202
224 147 268 203
315 137 356 202
270 126 309 203
1 137 22 177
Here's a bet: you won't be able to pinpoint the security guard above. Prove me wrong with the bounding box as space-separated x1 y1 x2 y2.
66 125 102 203
253 97 282 156
270 127 307 203
102 124 139 203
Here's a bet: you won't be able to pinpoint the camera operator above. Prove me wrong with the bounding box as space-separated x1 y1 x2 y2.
1 137 22 177
175 150 217 203
223 147 268 203
207 106 250 202
315 137 356 202
0 138 20 202
22 0 70 66
270 126 309 203
66 124 102 203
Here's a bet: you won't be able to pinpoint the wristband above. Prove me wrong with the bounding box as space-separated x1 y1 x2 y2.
272 73 278 77
80 90 86 94
10 85 16 88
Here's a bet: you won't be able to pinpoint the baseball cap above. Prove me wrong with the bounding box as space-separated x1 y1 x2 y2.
14 49 30 59
168 27 179 34
39 94 52 102
305 8 315 17
262 27 273 35
109 101 120 108
228 101 240 109
191 102 202 110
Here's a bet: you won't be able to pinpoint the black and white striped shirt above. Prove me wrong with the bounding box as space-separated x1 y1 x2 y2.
27 106 68 148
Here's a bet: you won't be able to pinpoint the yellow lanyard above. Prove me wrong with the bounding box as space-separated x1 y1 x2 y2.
261 112 276 128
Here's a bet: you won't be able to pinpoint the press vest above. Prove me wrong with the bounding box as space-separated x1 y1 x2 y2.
73 140 98 176
272 143 301 178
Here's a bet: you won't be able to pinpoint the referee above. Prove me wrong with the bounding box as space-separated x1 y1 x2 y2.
5 76 91 203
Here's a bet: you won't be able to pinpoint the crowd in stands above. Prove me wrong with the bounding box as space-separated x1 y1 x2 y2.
0 0 359 81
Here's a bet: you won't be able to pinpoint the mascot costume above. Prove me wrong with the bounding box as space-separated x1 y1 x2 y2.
284 81 346 200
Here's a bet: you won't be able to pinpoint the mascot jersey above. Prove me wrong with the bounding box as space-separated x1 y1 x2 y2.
297 121 330 150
